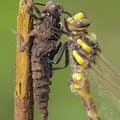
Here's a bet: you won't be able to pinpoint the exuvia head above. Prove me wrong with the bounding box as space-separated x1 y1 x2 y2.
67 12 91 31
34 1 64 25
43 1 63 16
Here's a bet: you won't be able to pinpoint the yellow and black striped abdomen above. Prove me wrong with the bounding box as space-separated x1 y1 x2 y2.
69 33 100 120
71 33 98 66
77 38 92 53
72 50 86 65
70 63 100 120
72 64 91 98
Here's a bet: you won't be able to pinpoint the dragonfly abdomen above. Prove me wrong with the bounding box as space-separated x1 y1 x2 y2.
70 62 100 120
69 31 100 120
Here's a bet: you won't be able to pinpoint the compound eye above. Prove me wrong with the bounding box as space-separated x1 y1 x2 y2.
80 11 87 18
73 21 82 28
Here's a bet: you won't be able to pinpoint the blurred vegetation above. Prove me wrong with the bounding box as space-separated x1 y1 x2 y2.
0 0 120 120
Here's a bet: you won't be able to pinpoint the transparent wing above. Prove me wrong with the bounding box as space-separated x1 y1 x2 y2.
88 52 120 120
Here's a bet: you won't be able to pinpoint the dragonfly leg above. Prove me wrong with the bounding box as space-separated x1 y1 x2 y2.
49 41 62 60
45 40 71 70
52 46 69 70
62 11 72 17
53 27 69 36
28 1 45 6
45 40 69 63
11 27 36 52
57 8 71 32
23 0 38 20
30 3 41 15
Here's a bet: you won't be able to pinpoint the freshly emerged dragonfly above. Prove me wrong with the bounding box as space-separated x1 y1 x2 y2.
51 11 120 120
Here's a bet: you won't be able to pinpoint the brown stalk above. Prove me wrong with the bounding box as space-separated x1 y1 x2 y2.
14 0 34 120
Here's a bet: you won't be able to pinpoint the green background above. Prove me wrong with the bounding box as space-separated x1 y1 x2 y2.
0 0 120 120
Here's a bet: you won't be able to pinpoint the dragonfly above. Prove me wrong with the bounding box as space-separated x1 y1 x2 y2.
51 11 120 120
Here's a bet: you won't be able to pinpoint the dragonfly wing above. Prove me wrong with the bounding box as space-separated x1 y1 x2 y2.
88 53 120 120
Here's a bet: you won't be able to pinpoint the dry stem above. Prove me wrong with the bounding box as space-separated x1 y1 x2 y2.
14 0 34 120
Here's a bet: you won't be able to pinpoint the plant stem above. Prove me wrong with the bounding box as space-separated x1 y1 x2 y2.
14 0 33 120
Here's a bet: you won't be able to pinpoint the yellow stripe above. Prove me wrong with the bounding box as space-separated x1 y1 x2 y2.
74 84 80 89
73 74 83 81
72 31 77 34
74 12 84 20
78 67 84 72
92 104 96 106
67 17 72 21
76 27 86 30
70 20 75 24
72 50 85 65
89 111 99 118
86 35 96 43
69 37 73 40
71 26 87 31
77 39 92 53
78 90 92 98
93 113 99 117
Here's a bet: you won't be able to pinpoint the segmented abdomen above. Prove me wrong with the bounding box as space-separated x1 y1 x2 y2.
31 53 52 120
30 19 61 120
68 34 100 120
71 63 99 120
29 15 61 120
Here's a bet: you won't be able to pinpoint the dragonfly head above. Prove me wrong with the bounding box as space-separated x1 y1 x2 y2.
67 12 91 31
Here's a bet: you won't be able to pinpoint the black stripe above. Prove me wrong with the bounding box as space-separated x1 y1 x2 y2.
80 35 96 47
